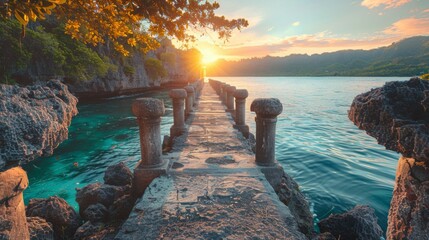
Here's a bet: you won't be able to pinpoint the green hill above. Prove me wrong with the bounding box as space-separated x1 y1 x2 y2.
207 36 429 77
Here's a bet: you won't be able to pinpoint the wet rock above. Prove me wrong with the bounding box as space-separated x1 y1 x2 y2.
0 167 29 239
318 205 383 240
76 183 130 216
108 194 136 221
26 196 80 239
27 217 54 240
82 204 109 223
103 162 133 186
349 77 429 162
387 156 429 239
0 80 78 169
312 232 336 240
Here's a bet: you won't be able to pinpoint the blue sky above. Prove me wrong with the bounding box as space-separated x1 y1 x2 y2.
192 0 429 61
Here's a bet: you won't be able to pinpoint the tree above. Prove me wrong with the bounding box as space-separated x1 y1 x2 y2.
0 0 248 55
144 58 167 86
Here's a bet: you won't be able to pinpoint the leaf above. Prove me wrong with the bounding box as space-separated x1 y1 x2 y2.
14 10 29 26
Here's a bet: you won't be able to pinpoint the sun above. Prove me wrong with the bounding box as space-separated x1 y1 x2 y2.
200 48 219 65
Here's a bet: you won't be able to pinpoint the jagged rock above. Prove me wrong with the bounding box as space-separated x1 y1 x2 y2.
349 77 429 162
76 183 130 216
82 204 109 223
261 164 313 237
318 205 383 240
26 196 80 239
0 167 29 239
0 80 78 169
73 221 117 240
103 162 133 186
387 156 429 239
108 194 136 221
27 217 54 240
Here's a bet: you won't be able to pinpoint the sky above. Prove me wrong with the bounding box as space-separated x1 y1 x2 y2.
186 0 429 62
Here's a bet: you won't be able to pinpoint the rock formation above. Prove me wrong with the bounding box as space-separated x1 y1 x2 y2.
0 80 78 169
26 196 81 239
0 167 29 239
349 77 429 239
318 205 383 240
27 217 54 240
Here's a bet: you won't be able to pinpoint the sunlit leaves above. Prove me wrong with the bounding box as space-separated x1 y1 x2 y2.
1 0 248 55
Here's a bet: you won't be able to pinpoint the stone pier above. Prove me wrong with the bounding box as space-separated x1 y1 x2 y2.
116 82 309 239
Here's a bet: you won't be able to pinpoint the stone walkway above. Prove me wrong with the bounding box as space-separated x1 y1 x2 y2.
115 84 305 239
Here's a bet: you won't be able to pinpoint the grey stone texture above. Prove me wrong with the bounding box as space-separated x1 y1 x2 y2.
26 196 80 239
251 98 283 166
318 205 383 240
116 83 311 239
169 89 187 137
233 89 249 138
184 86 195 116
348 77 429 239
225 85 236 111
349 77 429 162
0 80 78 169
0 167 29 240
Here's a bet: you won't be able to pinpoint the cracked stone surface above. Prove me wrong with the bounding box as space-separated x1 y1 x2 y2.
116 83 308 239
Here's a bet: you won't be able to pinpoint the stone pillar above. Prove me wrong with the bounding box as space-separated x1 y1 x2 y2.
184 86 194 117
387 156 429 240
169 89 187 138
251 98 283 166
234 89 249 138
226 86 236 113
0 167 30 240
221 84 229 104
131 98 167 196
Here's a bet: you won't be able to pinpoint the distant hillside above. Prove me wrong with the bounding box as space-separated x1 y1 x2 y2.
207 36 429 77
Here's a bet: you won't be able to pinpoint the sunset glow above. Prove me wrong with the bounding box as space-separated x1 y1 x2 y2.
191 0 429 60
200 48 219 64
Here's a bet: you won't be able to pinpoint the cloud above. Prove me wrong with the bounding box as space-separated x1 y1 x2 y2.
384 17 429 36
424 9 429 13
292 21 300 27
208 34 398 60
361 0 411 9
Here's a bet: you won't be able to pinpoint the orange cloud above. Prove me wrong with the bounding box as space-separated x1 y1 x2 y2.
424 9 429 13
206 35 398 60
361 0 411 9
384 17 429 36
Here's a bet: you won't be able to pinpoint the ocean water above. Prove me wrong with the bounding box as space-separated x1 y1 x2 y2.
24 77 404 232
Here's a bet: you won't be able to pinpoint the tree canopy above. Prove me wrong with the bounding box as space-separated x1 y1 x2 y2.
0 0 248 55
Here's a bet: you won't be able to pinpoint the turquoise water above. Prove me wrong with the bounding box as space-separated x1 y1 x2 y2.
24 77 403 232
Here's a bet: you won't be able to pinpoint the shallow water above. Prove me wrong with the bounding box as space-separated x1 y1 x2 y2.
24 77 403 232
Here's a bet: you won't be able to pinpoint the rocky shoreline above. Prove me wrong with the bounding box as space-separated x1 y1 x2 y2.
0 80 78 168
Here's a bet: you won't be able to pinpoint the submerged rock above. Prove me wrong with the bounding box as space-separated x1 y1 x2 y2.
26 196 80 239
0 80 78 169
318 205 383 240
27 217 54 240
103 162 133 186
348 77 429 162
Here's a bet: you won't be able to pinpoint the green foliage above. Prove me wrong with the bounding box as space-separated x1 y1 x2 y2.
123 65 135 77
0 19 110 84
421 73 429 80
144 58 166 81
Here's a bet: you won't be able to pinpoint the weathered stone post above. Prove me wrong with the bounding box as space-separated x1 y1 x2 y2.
221 84 229 104
226 86 236 113
0 167 30 239
169 89 187 138
251 98 283 166
184 86 194 117
131 98 167 196
233 89 249 138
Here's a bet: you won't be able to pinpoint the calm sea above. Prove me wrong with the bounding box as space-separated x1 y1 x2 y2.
24 76 405 232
